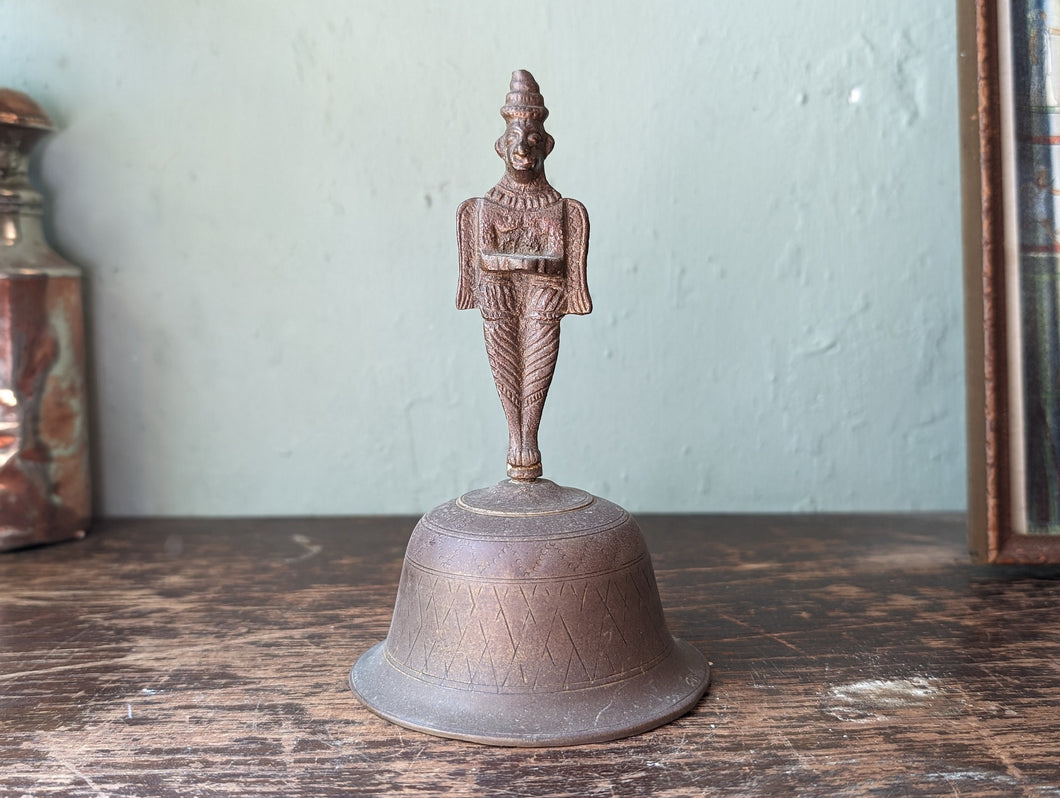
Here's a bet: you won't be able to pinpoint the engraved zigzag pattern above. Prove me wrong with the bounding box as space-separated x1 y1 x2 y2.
521 320 560 408
482 320 522 405
385 558 672 694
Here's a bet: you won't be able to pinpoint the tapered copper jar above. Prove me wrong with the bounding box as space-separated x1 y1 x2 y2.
0 90 91 551
351 479 709 746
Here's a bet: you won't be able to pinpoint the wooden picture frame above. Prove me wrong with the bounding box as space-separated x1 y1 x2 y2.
960 0 1060 562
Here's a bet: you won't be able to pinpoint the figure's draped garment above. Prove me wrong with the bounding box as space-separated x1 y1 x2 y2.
457 188 590 469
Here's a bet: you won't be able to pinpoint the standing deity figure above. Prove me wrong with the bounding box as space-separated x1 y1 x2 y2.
457 70 591 480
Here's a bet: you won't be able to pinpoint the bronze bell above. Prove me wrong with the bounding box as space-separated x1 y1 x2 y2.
350 71 709 746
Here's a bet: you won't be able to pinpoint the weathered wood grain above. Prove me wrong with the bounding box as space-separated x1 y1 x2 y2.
1 514 1059 796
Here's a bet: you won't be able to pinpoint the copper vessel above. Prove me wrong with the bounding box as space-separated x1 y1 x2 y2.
0 90 91 551
350 71 709 746
352 479 710 746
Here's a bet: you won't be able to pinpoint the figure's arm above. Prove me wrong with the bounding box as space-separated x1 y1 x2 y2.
564 199 592 315
456 198 478 310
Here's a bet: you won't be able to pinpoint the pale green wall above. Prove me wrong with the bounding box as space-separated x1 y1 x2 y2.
0 1 964 515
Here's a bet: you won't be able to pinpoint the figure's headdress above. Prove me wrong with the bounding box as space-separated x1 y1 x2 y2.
501 70 549 122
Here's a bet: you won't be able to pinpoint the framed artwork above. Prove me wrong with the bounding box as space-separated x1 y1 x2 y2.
961 0 1060 561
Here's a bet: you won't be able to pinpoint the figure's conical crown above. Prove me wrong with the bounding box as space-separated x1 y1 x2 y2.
501 69 548 121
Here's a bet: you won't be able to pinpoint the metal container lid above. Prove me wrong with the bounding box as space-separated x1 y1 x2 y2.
0 89 53 132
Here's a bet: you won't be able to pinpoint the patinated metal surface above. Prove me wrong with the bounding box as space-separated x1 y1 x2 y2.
350 72 709 746
456 69 590 481
352 478 709 746
0 89 90 551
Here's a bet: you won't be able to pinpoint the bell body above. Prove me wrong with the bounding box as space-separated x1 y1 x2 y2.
0 89 91 551
351 479 709 746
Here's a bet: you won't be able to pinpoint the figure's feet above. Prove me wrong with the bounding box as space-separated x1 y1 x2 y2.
509 445 540 467
507 445 542 481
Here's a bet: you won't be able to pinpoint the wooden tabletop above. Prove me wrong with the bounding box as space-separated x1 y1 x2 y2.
2 513 1059 796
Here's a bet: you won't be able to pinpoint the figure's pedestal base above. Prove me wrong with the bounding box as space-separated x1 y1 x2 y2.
350 479 710 747
506 461 542 480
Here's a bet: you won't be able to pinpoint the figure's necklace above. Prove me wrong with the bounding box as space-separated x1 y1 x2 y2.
485 175 561 210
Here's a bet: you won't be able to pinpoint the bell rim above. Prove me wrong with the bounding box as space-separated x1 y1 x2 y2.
350 636 710 747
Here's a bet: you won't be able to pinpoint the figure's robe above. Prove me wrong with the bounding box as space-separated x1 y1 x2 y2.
456 191 590 472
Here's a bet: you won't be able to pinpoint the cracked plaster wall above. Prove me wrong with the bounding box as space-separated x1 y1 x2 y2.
0 0 964 515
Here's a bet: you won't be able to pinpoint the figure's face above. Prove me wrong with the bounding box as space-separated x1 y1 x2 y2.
497 119 553 177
